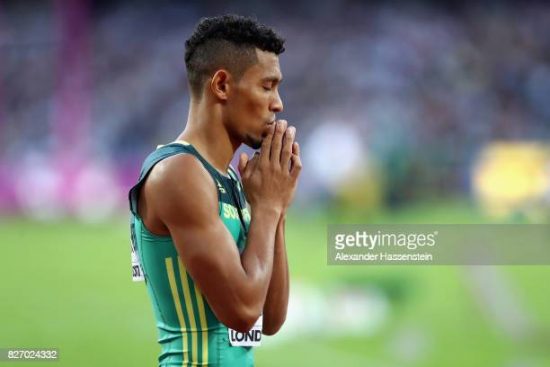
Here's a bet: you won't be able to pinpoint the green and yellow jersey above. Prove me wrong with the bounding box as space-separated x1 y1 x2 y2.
129 141 255 366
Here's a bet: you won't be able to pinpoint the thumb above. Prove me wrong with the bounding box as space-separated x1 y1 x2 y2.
238 152 248 175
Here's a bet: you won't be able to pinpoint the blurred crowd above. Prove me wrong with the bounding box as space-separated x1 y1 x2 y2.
0 1 549 217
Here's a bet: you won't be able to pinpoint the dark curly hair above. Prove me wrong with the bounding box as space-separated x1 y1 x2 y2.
185 15 285 97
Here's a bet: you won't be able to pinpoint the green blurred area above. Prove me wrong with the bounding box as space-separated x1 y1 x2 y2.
1 200 549 366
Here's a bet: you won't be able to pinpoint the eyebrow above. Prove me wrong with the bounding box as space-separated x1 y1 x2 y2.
262 76 283 84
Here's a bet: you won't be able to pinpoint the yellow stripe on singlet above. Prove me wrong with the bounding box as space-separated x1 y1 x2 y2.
165 257 189 366
178 259 198 365
193 281 209 366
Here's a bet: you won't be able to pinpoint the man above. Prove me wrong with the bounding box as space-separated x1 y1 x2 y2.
128 15 301 366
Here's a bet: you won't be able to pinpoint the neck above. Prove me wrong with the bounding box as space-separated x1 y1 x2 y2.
177 98 239 173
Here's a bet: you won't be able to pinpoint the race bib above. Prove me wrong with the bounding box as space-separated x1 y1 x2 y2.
228 316 262 347
130 221 144 282
131 241 145 282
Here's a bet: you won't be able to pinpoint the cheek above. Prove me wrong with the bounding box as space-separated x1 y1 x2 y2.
231 87 268 128
245 92 269 117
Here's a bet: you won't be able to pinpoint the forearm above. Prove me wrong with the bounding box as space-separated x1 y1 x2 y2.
262 214 289 335
239 205 281 308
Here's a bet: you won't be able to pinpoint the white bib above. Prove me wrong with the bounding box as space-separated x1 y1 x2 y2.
131 241 145 282
228 316 262 347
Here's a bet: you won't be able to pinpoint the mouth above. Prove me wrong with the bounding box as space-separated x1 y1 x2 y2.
262 118 276 137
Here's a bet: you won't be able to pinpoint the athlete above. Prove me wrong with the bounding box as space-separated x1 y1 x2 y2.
128 15 301 366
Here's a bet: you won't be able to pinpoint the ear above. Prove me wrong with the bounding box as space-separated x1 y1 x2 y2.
210 69 232 101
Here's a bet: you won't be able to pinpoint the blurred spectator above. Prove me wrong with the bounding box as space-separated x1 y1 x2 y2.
1 1 549 215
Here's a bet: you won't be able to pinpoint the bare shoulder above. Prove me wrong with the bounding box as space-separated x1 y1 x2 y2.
139 153 218 232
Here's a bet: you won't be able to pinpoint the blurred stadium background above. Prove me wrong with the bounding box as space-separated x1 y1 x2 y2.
1 0 549 366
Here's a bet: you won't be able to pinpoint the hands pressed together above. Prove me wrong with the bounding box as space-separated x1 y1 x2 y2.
238 120 302 215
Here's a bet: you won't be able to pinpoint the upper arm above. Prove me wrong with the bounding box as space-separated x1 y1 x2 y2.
143 154 257 329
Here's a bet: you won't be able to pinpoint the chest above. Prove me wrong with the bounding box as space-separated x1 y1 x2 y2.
216 176 250 253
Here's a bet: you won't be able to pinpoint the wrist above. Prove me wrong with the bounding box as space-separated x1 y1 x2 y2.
251 203 283 219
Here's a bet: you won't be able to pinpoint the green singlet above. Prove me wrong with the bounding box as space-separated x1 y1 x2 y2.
129 141 255 366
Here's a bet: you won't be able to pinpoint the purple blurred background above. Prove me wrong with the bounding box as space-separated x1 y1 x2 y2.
1 0 549 220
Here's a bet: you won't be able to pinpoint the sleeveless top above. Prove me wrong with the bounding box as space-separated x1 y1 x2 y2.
129 141 253 366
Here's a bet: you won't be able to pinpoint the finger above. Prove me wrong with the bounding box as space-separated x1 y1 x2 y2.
244 152 260 177
248 152 260 171
280 126 295 169
259 123 275 165
242 153 259 179
290 142 299 170
292 141 300 156
290 142 302 178
270 120 287 165
290 154 302 178
238 152 248 175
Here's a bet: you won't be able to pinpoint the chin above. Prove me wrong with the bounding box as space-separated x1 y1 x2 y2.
244 135 262 150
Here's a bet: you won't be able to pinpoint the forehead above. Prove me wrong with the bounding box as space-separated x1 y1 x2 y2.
241 49 282 81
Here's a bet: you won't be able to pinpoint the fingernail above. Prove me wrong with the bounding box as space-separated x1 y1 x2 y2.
288 127 295 136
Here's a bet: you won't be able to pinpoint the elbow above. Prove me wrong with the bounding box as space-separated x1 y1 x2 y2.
262 313 286 336
262 324 282 336
221 303 262 333
262 325 280 336
227 318 256 334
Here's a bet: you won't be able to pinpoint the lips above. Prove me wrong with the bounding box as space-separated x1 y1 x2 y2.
262 120 275 137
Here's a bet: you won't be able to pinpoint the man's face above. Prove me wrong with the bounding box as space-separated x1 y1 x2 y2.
225 49 283 149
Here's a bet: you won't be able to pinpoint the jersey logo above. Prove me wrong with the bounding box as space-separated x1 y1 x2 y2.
216 180 226 194
222 203 239 220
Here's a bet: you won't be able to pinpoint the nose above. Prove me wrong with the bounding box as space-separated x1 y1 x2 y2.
271 90 283 113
